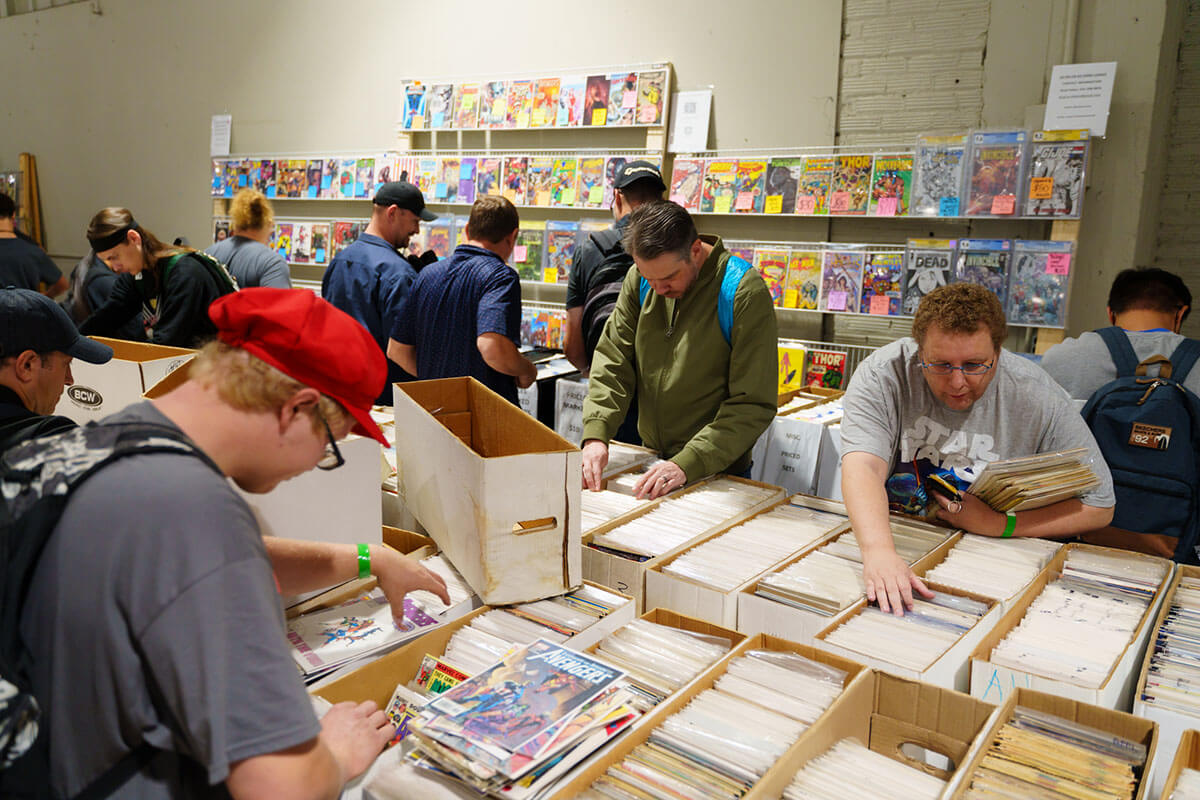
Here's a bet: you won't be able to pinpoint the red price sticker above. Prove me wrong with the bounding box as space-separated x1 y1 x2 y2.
1045 253 1071 275
869 294 892 315
796 195 817 214
735 192 754 211
830 192 851 213
990 194 1016 215
875 196 898 217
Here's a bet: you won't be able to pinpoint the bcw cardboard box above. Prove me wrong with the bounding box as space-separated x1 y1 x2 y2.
57 336 194 424
393 377 581 606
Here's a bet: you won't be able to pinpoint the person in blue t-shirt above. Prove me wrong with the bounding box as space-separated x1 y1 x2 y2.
387 196 535 405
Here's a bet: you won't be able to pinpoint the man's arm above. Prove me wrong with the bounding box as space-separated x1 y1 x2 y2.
563 306 587 372
42 275 69 298
932 489 1113 536
477 333 536 388
386 338 418 376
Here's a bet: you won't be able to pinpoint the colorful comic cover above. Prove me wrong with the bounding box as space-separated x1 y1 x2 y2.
504 157 530 205
505 79 534 129
778 345 807 394
480 80 508 128
454 83 480 129
402 83 428 130
752 247 789 306
669 157 705 211
280 159 307 198
765 157 803 214
458 158 477 205
550 157 579 207
636 70 666 125
338 159 357 199
545 220 579 284
414 654 471 695
317 158 340 199
1007 240 1072 327
415 157 440 197
576 156 605 209
829 155 873 215
310 223 330 266
733 160 768 213
700 159 738 213
602 156 627 209
954 238 1012 306
221 161 239 198
477 157 503 198
861 251 904 315
608 72 638 126
376 153 399 185
797 156 835 215
453 215 469 248
331 221 356 258
354 157 375 199
901 239 956 316
435 158 460 204
784 249 822 310
911 134 967 216
804 349 848 390
274 222 293 261
210 159 225 197
868 154 913 216
304 160 323 199
546 310 564 350
525 157 554 207
820 249 865 313
291 223 312 264
557 75 586 127
532 78 560 128
287 594 441 675
425 220 452 260
396 155 419 185
726 242 756 265
225 160 248 196
1024 129 1088 218
511 223 545 281
212 219 230 244
964 129 1027 216
427 83 455 129
583 75 610 127
254 159 275 196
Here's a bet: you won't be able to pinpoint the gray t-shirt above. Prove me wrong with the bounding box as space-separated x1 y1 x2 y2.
840 337 1115 512
207 236 291 289
21 402 318 798
1041 329 1200 402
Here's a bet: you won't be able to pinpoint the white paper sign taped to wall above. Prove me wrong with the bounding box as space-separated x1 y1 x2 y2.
1043 62 1116 136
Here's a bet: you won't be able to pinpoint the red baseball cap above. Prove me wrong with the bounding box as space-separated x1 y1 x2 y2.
208 288 388 446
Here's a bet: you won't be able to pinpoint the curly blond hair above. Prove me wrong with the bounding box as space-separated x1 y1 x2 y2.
230 189 274 233
912 283 1007 350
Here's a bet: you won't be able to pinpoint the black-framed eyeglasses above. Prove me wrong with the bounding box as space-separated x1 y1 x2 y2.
313 406 345 471
917 357 996 376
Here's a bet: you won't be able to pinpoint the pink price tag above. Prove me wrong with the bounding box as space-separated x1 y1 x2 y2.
990 194 1016 215
513 245 528 262
1045 253 1071 274
826 290 847 311
796 194 817 214
875 196 898 217
830 191 851 213
869 294 891 315
622 90 637 109
735 191 754 211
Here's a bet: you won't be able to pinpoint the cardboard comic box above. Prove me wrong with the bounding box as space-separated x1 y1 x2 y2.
57 336 193 423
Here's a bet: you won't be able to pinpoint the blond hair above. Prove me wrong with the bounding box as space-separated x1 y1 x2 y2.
230 189 275 233
912 283 1008 350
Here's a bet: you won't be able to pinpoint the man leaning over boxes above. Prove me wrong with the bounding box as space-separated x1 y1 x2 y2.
579 200 777 500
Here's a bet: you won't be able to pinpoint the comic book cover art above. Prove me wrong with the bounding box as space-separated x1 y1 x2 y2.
829 155 873 215
778 345 806 394
355 157 375 199
608 72 638 126
310 223 330 266
637 70 666 125
453 215 469 248
550 158 579 207
602 156 627 209
504 158 529 206
901 239 956 316
820 249 865 313
454 83 480 129
280 160 307 198
331 221 355 259
525 157 554 207
557 75 586 127
784 250 822 310
415 158 440 197
886 458 970 518
402 83 428 130
377 153 398 186
530 311 548 347
511 224 545 281
1024 130 1088 218
965 130 1027 216
458 158 477 205
506 79 534 129
726 242 756 265
583 75 610 126
395 155 419 184
480 80 508 128
765 157 803 214
797 156 834 215
804 349 848 390
532 78 560 128
254 159 275 196
576 157 605 209
338 159 357 199
317 158 339 199
425 220 452 260
1007 240 1072 327
291 223 312 264
954 239 1012 306
868 155 913 216
752 247 789 306
545 221 579 284
700 160 738 213
733 160 767 213
861 251 904 316
287 595 440 674
911 134 967 216
274 223 293 261
305 160 323 199
427 83 455 129
212 219 230 244
229 160 250 196
216 161 234 198
210 159 225 197
477 158 503 198
436 158 460 204
669 158 705 211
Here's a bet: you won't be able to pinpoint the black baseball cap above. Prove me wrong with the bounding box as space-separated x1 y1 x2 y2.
614 161 666 192
373 181 436 221
0 287 113 363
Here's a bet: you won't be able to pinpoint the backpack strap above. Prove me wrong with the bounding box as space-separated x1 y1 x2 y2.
1096 326 1140 378
638 277 650 307
634 253 752 346
1169 338 1200 384
162 252 239 294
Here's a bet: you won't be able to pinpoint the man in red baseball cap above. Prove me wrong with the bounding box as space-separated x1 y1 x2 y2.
15 289 447 798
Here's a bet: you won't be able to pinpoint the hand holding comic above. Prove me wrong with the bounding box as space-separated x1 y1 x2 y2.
862 546 934 616
374 547 451 624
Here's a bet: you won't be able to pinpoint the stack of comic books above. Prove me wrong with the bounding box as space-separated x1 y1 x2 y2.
782 739 947 800
967 448 1102 512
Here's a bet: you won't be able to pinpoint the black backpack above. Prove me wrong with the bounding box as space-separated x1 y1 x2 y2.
0 421 214 798
579 229 635 364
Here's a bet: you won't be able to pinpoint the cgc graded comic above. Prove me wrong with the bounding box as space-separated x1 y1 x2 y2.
402 83 428 130
765 157 804 214
868 154 913 216
1024 129 1089 218
305 160 323 199
954 238 1012 306
911 133 967 216
901 239 956 316
310 223 330 266
291 223 312 264
338 158 357 199
583 75 610 126
545 220 580 284
280 160 307 198
318 158 340 199
1007 240 1073 327
734 159 768 213
354 157 375 199
964 129 1028 216
273 223 293 261
435 158 459 204
700 159 738 213
212 219 230 244
457 158 477 205
602 156 627 209
477 158 503 198
797 156 835 215
253 159 275 196
636 70 666 125
331 221 356 259
861 251 904 315
820 248 866 313
669 157 705 211
511 223 546 281
828 154 873 215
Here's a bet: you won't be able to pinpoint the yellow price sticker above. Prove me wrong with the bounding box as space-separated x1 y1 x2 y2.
713 195 732 214
588 185 604 204
592 107 607 126
560 188 575 206
764 195 784 214
536 190 551 207
784 289 799 308
516 112 530 128
410 115 424 130
543 267 558 283
491 99 505 119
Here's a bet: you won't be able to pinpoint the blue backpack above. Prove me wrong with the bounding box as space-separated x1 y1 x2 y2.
1082 327 1200 563
637 254 754 344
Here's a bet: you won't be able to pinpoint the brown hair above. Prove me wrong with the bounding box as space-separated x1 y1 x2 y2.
229 189 275 233
466 196 519 243
86 207 188 269
622 200 698 261
912 283 1008 350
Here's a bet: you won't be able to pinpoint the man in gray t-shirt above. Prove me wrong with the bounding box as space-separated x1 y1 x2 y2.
841 284 1115 615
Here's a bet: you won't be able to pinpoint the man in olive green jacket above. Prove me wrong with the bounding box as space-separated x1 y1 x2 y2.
580 201 777 500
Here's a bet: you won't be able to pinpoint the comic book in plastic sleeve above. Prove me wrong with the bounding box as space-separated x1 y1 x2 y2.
669 157 705 211
291 223 312 265
602 156 627 209
434 157 459 204
550 157 579 207
414 157 439 197
331 221 355 259
218 160 239 198
820 248 866 313
828 155 873 215
337 159 357 198
901 238 956 316
254 159 275 196
374 153 395 186
765 157 803 214
1024 129 1089 218
402 83 428 130
354 157 375 199
798 155 835 215
779 344 807 393
457 158 477 205
583 75 610 126
576 156 605 209
637 69 666 125
212 219 229 244
700 159 739 213
784 249 822 310
862 251 905 316
868 154 913 216
525 157 554 207
476 157 503 198
752 247 789 306
608 72 638 126
911 133 967 216
964 129 1028 216
286 594 441 677
502 157 528 205
734 159 768 213
804 348 848 390
531 77 560 128
210 159 225 197
397 155 420 185
453 83 480 129
273 223 293 262
558 75 586 127
954 238 1013 306
727 241 756 265
1007 240 1073 327
424 219 452 260
317 158 339 199
310 223 330 266
427 83 455 129
506 79 534 129
480 80 508 129
453 215 469 248
545 220 580 284
511 222 546 281
280 159 307 198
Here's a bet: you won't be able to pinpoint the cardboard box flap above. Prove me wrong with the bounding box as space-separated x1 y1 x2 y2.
1162 729 1200 798
143 359 193 399
93 336 195 362
868 715 962 781
875 671 994 742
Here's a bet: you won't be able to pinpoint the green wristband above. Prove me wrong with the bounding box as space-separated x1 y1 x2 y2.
1002 512 1017 538
356 543 371 579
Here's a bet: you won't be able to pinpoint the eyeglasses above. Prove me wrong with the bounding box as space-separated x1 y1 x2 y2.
918 358 996 376
313 406 345 471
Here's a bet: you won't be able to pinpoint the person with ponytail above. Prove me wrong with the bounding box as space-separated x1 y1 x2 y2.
206 189 291 289
81 208 238 348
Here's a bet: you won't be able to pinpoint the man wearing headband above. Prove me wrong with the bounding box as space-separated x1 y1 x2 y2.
16 289 448 798
0 193 67 297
